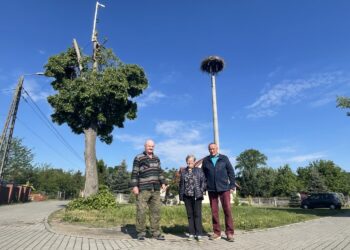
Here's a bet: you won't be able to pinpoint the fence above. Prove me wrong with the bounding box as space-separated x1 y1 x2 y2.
113 192 350 208
0 181 32 205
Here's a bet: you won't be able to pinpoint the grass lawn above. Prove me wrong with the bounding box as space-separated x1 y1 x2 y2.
50 204 349 234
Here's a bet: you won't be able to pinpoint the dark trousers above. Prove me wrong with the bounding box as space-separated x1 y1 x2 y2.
183 195 203 236
208 190 234 236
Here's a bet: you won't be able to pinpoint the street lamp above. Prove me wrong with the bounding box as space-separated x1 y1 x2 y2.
200 56 225 151
0 72 45 177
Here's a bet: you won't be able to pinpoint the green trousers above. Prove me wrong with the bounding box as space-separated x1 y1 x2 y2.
136 190 161 236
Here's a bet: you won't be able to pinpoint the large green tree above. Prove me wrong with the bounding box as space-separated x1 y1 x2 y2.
337 96 350 116
235 149 267 197
44 46 148 196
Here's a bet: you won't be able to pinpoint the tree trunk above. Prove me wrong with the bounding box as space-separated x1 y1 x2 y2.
83 125 98 197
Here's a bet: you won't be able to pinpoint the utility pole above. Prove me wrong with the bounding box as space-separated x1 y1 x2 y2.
0 76 24 177
91 1 105 70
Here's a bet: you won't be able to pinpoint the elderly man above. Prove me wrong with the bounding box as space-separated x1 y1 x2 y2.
202 143 235 242
131 139 167 240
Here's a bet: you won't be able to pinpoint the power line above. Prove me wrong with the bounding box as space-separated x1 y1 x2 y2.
21 89 84 163
0 88 16 94
16 117 82 168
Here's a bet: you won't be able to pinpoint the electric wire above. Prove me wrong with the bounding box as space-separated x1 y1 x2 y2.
16 117 82 167
21 89 84 163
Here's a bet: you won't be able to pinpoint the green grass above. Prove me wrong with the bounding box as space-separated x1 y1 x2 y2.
52 204 350 234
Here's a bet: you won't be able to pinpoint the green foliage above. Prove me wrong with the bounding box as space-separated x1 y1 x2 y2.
297 160 350 195
336 96 350 116
32 165 84 199
235 149 267 197
44 46 148 144
66 185 117 210
162 167 179 196
255 167 277 197
234 194 240 206
106 160 130 194
2 138 35 184
273 165 298 197
97 159 108 186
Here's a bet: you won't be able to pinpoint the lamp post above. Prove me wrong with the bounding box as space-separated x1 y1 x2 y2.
200 56 225 151
0 72 44 177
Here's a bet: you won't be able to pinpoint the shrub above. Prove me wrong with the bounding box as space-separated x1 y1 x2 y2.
66 185 117 210
234 195 240 206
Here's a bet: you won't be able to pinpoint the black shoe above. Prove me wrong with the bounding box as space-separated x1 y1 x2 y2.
137 233 146 240
153 234 165 240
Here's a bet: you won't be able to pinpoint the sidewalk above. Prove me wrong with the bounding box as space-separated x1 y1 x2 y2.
0 200 350 249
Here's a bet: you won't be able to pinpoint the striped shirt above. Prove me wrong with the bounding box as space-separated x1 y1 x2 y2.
131 152 166 191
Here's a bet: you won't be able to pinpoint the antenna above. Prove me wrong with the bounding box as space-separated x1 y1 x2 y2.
91 1 105 42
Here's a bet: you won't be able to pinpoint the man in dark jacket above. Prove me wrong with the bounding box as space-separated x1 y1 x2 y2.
202 143 235 242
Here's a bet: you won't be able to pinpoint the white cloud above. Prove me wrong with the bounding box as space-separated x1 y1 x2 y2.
22 78 53 102
116 120 232 167
247 71 348 118
270 152 327 165
137 90 166 107
115 134 149 150
159 71 180 85
266 146 297 154
286 152 327 163
38 50 46 55
267 66 282 78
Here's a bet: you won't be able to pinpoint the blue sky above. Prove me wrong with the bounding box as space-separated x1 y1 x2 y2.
0 0 349 173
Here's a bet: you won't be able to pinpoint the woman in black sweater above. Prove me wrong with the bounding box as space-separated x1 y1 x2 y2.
179 155 206 241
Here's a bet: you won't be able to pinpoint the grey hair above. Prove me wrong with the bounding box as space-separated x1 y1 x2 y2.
186 154 196 162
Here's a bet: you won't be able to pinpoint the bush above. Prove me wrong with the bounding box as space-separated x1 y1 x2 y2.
234 195 240 206
66 185 117 210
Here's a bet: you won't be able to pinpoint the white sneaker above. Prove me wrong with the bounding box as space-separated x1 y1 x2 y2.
187 235 195 241
196 235 203 242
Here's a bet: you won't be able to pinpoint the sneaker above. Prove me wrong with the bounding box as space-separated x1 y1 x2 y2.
137 233 146 240
209 234 221 240
196 235 203 242
227 235 235 242
153 234 165 240
187 235 195 241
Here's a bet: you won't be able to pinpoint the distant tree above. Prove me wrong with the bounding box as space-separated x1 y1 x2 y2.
255 167 277 197
309 160 348 194
44 46 148 197
272 165 298 197
337 96 350 116
236 149 267 197
97 159 108 186
34 164 84 198
163 167 179 196
107 160 130 194
307 167 328 192
1 137 35 184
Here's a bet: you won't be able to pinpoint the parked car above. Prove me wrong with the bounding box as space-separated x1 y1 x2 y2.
301 192 342 209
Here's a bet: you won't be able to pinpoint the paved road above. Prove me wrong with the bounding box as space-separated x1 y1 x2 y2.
0 201 350 249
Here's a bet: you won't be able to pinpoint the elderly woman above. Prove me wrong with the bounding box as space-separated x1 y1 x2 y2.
179 155 206 241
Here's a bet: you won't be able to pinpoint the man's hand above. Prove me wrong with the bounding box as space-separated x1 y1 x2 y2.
161 184 168 192
132 186 139 195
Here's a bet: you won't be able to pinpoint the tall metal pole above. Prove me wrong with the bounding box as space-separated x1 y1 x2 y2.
91 1 105 70
211 73 220 150
0 76 24 177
